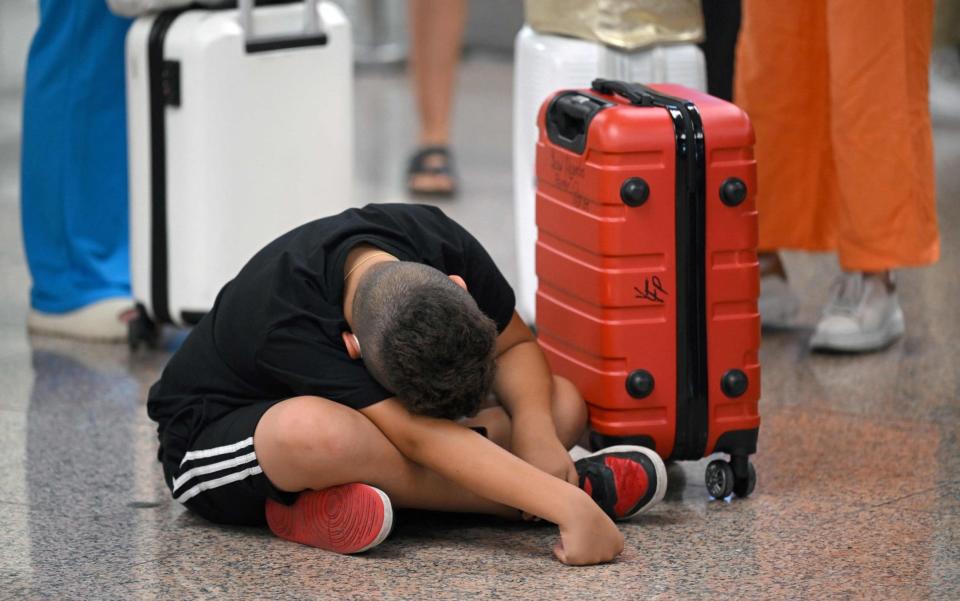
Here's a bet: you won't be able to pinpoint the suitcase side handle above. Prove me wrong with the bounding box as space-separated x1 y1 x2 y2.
545 92 611 154
239 0 328 53
591 78 657 106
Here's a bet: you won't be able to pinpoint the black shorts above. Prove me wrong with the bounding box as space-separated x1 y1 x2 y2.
160 400 299 526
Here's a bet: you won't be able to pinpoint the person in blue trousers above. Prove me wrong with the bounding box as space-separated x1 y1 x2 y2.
21 1 134 341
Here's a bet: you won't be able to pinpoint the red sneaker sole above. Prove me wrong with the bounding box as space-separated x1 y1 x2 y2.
266 483 392 554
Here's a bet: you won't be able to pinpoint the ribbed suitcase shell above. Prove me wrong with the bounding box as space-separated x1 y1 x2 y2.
534 83 760 461
513 25 706 323
126 2 352 327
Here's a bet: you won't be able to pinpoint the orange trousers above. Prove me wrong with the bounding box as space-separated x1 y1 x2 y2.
735 0 940 271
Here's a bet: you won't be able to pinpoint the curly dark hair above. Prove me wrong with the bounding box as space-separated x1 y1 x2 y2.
352 261 497 419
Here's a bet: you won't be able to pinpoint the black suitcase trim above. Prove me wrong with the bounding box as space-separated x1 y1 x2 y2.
713 428 758 456
246 32 328 54
649 89 708 461
590 80 709 461
146 10 191 326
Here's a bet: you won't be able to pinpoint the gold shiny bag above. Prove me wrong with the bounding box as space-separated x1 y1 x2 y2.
524 0 704 50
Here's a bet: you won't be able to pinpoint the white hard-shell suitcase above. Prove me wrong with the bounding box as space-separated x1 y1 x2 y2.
126 0 352 344
512 25 706 323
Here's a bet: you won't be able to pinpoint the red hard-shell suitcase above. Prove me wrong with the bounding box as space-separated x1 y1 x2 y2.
534 79 761 499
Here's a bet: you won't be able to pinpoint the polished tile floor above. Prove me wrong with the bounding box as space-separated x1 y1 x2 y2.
2 3 960 599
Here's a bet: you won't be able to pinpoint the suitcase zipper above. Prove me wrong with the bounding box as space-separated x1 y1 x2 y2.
590 80 709 460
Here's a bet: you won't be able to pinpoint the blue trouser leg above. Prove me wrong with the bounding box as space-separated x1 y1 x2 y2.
20 0 133 313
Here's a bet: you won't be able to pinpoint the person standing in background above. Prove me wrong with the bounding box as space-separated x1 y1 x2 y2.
699 0 741 103
736 0 940 352
20 0 134 341
405 0 466 197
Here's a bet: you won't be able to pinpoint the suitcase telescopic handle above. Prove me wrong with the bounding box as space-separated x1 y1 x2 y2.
591 78 657 106
239 0 328 54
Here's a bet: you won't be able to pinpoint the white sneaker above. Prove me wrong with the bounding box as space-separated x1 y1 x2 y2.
759 273 800 329
809 273 905 352
27 297 136 343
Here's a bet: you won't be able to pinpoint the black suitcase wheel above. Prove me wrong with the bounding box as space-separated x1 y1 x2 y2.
705 459 735 499
733 461 757 498
128 307 159 351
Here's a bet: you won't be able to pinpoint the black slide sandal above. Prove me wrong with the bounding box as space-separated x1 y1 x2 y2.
406 146 458 197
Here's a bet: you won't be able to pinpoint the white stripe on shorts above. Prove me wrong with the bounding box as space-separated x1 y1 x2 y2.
174 465 264 505
172 451 257 493
179 436 253 467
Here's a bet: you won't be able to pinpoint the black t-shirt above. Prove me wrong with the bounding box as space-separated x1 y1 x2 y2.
147 203 515 447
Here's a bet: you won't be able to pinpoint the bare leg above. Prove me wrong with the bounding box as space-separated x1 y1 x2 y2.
406 0 467 194
408 0 467 145
255 376 586 518
255 395 516 518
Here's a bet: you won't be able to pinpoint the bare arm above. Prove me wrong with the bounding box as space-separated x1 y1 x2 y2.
493 312 577 483
360 398 622 564
494 312 554 425
362 397 577 522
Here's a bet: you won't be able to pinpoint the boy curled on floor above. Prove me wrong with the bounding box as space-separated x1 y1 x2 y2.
147 203 666 566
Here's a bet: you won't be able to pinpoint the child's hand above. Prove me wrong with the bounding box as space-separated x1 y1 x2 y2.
513 432 578 485
553 493 624 566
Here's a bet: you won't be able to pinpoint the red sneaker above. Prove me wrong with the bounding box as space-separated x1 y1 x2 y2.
265 483 393 554
575 445 667 520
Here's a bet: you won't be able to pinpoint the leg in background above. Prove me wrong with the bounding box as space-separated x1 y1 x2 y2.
735 0 836 254
21 0 132 314
806 0 938 353
406 0 467 195
699 0 741 102
826 0 939 272
736 0 829 328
